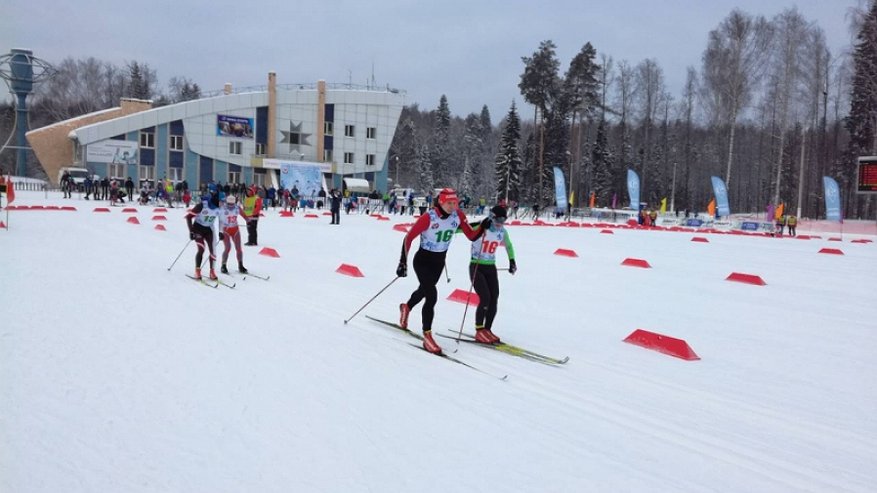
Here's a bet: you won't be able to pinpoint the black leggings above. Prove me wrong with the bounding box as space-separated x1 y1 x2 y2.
469 264 499 329
193 224 216 269
406 249 446 331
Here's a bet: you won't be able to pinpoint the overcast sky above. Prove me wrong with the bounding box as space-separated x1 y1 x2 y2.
1 0 862 123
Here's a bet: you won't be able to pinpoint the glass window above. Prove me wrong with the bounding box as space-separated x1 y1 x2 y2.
229 141 242 155
110 163 125 179
366 127 376 139
169 168 183 182
366 154 376 166
323 149 333 162
228 171 241 184
324 121 334 135
344 125 355 137
139 132 155 148
169 135 183 150
255 143 265 155
138 165 154 182
344 152 354 164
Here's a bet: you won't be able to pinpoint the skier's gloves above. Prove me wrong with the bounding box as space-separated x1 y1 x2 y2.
396 261 408 278
508 259 517 275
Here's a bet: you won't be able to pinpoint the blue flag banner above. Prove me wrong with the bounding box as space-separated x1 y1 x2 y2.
627 169 640 210
552 166 568 211
711 176 731 217
823 176 841 222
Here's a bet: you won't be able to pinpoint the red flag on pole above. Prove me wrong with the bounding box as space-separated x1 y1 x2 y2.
6 176 15 205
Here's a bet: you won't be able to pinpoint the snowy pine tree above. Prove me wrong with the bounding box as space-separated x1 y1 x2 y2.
495 102 524 202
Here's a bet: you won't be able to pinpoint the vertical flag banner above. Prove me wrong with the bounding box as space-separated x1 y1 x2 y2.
569 191 575 207
626 169 640 210
589 191 596 208
660 197 667 214
710 176 730 217
552 166 568 211
707 198 716 217
6 176 14 205
611 192 617 209
775 203 785 220
823 176 841 222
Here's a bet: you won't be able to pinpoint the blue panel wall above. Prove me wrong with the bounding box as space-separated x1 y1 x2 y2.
140 148 155 166
256 107 268 146
242 167 253 185
186 149 199 186
325 103 334 122
170 151 184 168
126 131 139 178
214 160 228 184
324 135 333 151
156 123 168 178
170 120 184 135
199 155 213 185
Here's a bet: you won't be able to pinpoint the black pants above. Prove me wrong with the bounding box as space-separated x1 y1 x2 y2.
246 218 258 245
470 263 499 329
406 249 446 331
193 224 215 269
331 208 340 224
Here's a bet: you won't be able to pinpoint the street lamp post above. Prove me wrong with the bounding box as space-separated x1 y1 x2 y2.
394 156 400 188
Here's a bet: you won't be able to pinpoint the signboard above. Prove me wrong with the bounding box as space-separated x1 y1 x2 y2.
217 114 254 138
857 156 877 193
741 221 760 231
86 139 138 164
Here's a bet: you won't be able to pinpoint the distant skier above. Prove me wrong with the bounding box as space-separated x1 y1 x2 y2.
396 188 483 354
218 195 248 274
186 193 221 280
468 205 517 344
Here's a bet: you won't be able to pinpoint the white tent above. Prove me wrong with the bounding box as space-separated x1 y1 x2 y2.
343 177 371 193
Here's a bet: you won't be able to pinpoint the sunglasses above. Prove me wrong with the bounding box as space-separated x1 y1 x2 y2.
494 215 507 224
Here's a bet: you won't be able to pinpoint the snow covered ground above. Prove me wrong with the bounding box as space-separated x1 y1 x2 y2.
2 190 875 492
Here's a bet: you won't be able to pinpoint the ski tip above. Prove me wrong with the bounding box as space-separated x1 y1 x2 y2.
500 375 509 381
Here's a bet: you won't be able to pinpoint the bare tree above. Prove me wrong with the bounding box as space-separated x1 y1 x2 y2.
768 8 813 206
700 9 773 187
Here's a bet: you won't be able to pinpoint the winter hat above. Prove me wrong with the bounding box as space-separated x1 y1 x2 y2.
437 188 459 206
207 193 220 209
226 195 237 204
490 205 507 218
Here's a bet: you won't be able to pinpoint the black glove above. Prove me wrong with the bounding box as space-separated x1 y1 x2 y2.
189 230 196 240
480 218 492 231
219 232 225 241
508 259 517 275
396 261 408 277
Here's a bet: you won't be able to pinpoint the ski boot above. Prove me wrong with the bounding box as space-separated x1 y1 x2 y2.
221 264 229 274
238 263 248 274
422 330 442 354
399 303 410 329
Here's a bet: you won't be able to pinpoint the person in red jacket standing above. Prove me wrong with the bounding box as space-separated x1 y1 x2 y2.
396 188 484 354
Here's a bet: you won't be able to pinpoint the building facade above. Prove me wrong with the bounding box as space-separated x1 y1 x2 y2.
28 74 405 193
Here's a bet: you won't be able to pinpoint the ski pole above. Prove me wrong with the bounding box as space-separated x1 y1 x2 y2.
344 276 399 324
167 239 192 271
455 230 489 345
444 264 451 283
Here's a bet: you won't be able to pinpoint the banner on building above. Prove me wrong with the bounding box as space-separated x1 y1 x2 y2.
86 139 138 164
627 169 640 210
280 162 324 198
552 166 567 211
823 176 842 222
711 176 731 217
217 115 254 138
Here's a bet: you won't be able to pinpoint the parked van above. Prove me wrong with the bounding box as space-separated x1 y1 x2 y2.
57 167 90 189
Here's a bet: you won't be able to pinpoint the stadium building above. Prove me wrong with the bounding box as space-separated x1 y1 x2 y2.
26 73 406 194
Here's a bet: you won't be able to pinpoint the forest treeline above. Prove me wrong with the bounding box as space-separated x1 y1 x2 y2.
2 3 875 219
